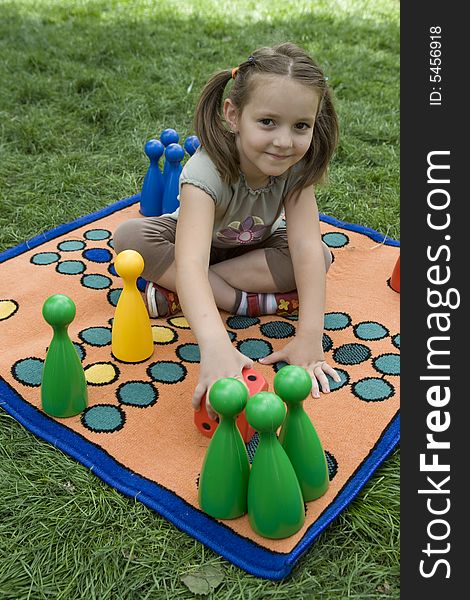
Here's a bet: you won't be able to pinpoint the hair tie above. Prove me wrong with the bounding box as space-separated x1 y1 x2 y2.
231 67 239 79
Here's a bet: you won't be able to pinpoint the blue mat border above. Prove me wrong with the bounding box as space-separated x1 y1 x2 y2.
0 195 400 580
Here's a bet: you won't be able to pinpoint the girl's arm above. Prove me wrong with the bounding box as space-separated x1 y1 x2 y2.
260 185 340 395
175 184 252 414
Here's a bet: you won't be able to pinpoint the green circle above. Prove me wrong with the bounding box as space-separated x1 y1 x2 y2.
117 381 158 407
353 377 394 402
82 404 125 432
31 252 60 265
373 354 400 376
12 357 44 386
148 361 186 384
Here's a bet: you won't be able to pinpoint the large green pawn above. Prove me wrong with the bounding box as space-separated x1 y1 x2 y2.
41 294 88 418
275 365 329 502
246 392 305 539
198 378 250 519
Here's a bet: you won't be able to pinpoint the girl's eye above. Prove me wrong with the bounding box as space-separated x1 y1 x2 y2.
295 122 310 130
259 118 274 126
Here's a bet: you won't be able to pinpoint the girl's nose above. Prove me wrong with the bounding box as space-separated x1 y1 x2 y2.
273 128 293 149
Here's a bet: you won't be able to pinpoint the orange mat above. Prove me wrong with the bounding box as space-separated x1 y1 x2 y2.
0 194 400 579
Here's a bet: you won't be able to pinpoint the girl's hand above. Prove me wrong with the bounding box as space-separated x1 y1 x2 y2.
192 345 254 420
259 336 341 398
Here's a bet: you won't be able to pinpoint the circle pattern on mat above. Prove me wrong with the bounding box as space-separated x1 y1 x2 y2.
260 320 295 339
58 240 85 252
117 381 158 407
81 404 125 433
79 327 112 347
81 274 112 290
176 343 200 363
237 338 272 360
56 260 86 275
84 362 119 385
322 232 349 248
107 288 122 306
323 333 333 353
372 353 400 376
333 343 371 365
226 315 260 329
354 321 389 341
31 252 60 265
168 316 190 329
11 357 44 387
83 248 113 263
84 229 111 241
0 299 19 321
328 368 349 391
392 334 400 349
324 312 351 331
325 451 338 480
74 343 86 361
148 360 187 384
152 326 178 345
352 377 394 402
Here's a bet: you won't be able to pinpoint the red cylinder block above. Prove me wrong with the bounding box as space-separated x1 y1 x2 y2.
194 367 268 443
390 256 400 293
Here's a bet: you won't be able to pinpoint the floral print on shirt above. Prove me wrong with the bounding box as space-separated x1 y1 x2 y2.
216 216 268 245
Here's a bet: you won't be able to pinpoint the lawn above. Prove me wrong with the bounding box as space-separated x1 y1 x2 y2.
0 0 399 597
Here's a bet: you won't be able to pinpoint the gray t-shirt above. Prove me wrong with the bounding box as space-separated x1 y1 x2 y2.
165 148 302 248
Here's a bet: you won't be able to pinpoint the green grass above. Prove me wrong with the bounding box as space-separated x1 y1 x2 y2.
0 0 399 597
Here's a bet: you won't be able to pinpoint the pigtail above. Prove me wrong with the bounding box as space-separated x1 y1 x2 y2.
193 70 239 183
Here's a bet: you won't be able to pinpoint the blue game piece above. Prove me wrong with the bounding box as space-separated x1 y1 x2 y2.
160 129 180 185
140 139 165 217
160 128 179 147
184 135 200 156
162 143 185 214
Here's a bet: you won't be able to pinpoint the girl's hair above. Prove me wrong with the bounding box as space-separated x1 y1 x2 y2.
193 42 339 198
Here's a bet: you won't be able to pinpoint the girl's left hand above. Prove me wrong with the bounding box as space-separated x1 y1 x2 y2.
259 337 341 398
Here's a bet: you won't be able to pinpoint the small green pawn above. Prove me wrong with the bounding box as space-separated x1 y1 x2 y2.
198 378 250 519
246 392 305 539
41 294 88 418
275 365 329 502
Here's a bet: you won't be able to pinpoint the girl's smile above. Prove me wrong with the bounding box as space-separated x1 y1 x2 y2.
224 75 320 189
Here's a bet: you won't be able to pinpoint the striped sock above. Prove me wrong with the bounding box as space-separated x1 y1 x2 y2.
234 291 278 316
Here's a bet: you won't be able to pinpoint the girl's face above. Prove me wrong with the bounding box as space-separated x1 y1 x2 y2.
224 75 320 189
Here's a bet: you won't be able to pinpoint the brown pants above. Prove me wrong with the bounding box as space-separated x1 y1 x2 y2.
113 216 330 292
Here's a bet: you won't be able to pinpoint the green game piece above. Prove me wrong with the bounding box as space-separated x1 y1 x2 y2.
245 392 305 539
198 378 250 519
275 365 329 501
41 294 88 418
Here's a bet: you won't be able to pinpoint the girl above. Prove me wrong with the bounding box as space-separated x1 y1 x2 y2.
114 42 341 418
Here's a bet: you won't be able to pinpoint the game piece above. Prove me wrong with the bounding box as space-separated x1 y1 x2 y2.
246 392 305 538
390 255 400 292
274 365 329 501
160 128 180 147
184 135 200 156
140 139 165 217
160 128 180 185
194 367 266 442
111 250 154 363
198 378 250 519
162 143 185 214
41 294 88 418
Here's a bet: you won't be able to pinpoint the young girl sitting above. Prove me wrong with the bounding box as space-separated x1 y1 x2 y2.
114 42 341 417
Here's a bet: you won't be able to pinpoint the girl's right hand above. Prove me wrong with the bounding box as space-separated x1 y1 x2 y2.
192 346 254 420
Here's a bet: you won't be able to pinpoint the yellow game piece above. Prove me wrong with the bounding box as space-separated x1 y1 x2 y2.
111 250 154 362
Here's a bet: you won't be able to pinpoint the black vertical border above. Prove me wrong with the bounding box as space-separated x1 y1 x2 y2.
401 5 466 597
